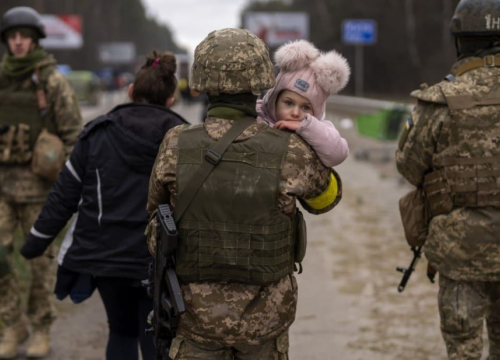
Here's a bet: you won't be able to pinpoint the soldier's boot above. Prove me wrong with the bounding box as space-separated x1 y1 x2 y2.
0 321 29 359
25 328 50 359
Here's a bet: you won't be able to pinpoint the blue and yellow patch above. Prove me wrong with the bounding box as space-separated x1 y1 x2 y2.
405 118 413 131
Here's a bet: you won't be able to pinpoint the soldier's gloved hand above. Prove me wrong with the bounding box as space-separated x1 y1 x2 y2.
20 234 48 259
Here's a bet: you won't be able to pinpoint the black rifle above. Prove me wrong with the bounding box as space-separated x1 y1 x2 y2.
145 204 186 360
396 246 436 292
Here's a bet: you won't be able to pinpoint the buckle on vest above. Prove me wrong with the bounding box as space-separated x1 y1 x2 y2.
204 149 221 165
484 55 496 68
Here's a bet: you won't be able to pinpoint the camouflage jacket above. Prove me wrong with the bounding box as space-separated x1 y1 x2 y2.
0 61 82 204
396 55 500 281
147 117 338 346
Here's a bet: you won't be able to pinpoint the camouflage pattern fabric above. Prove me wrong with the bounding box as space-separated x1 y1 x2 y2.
189 28 275 96
0 198 56 329
438 275 500 360
43 68 82 156
450 0 500 36
396 55 500 282
147 117 336 348
0 56 78 332
169 331 289 360
0 64 82 204
148 118 336 216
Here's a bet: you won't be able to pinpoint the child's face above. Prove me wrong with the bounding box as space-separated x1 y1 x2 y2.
275 90 314 122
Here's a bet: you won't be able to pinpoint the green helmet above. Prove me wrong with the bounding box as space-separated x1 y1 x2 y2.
189 28 275 95
450 0 500 37
1 7 46 43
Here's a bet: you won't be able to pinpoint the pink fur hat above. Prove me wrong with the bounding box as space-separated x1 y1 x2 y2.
261 40 350 123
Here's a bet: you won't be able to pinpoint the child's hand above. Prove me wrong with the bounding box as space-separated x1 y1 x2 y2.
275 120 301 132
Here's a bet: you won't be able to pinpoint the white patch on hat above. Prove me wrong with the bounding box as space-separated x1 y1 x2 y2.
294 79 310 92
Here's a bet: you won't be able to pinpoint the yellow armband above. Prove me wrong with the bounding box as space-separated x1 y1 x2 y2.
304 173 338 210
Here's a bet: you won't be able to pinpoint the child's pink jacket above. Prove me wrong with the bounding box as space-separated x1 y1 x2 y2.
256 99 349 167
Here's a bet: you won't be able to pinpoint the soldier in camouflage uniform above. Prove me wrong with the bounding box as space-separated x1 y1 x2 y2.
0 7 82 359
396 0 500 359
147 28 341 359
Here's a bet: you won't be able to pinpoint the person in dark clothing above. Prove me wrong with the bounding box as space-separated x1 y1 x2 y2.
19 51 187 360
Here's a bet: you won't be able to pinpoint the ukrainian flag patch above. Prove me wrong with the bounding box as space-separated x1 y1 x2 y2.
405 118 413 130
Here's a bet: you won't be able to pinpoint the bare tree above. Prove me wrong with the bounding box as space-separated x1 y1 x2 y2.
405 0 421 70
442 0 454 54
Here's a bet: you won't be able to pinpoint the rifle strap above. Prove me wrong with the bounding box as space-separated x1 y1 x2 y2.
173 116 255 223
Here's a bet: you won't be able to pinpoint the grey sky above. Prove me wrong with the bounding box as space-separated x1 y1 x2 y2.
142 0 249 54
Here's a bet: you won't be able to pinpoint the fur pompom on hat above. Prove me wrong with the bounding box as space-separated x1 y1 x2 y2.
274 40 320 72
261 40 350 123
309 50 350 96
274 39 350 97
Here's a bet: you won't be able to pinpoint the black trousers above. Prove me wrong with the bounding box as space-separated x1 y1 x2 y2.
95 276 155 360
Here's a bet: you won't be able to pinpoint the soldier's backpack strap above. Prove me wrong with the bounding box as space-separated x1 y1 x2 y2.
173 116 255 223
32 66 48 117
454 55 500 76
32 60 57 117
33 62 62 134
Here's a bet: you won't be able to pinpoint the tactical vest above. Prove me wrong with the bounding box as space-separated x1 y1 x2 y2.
423 78 500 215
0 65 56 165
175 124 295 286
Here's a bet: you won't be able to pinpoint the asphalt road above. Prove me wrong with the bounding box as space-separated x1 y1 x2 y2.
10 98 491 359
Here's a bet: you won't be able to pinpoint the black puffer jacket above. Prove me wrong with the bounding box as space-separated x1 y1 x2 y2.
21 103 188 280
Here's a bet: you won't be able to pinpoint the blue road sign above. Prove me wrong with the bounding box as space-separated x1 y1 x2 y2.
342 20 377 45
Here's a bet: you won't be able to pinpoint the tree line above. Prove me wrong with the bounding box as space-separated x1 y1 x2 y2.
0 0 184 72
0 0 463 97
241 0 461 97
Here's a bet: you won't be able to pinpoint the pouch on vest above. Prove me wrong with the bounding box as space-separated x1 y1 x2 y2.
31 128 65 181
399 188 430 247
294 208 307 272
15 124 33 164
423 171 454 217
0 124 33 164
0 125 16 164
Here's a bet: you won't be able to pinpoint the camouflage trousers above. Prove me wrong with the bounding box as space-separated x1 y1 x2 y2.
439 275 500 360
169 331 289 360
0 197 56 330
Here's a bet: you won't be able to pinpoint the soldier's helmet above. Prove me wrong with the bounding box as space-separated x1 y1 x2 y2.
450 0 500 37
1 7 46 43
189 28 275 95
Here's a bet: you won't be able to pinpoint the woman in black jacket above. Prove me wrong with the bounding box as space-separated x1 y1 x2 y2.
20 51 187 360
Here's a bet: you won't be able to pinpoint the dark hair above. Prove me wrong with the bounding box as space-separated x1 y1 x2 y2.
132 50 177 106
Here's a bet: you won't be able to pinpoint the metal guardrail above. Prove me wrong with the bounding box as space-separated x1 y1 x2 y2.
327 94 414 115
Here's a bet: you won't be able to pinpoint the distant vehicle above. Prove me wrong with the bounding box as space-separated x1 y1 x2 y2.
66 70 102 106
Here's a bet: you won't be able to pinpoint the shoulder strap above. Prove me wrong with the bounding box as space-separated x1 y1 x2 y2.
174 116 255 223
33 67 48 117
454 55 500 76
